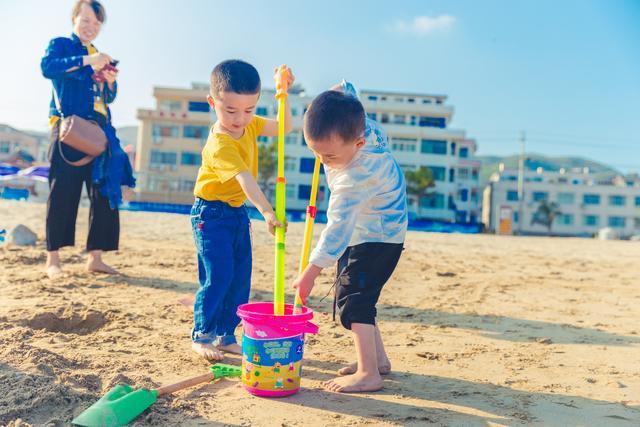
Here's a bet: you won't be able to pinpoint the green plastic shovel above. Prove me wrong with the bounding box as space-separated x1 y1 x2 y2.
72 363 241 426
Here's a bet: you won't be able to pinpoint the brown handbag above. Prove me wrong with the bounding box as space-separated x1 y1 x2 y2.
53 87 107 166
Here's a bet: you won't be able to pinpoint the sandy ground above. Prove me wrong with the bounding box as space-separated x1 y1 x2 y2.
1 199 639 426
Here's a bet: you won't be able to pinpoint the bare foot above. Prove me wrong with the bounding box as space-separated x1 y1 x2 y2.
46 264 63 279
338 360 391 376
217 343 242 355
323 372 383 393
192 342 224 361
86 259 120 275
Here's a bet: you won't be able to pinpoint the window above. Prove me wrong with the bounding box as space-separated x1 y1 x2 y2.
420 139 447 155
285 132 299 145
158 100 182 111
458 168 469 180
299 157 324 174
608 216 626 228
408 98 415 103
422 99 432 104
609 195 626 206
507 190 519 201
380 113 389 124
152 123 179 138
179 180 196 192
181 152 201 166
394 97 404 102
428 166 446 182
409 116 417 126
285 157 297 172
557 214 574 226
188 101 210 113
583 194 601 205
532 192 548 202
635 217 640 229
367 112 377 121
420 193 445 209
183 125 209 139
583 215 599 227
298 184 325 200
291 107 298 116
513 211 519 223
635 196 640 207
393 115 406 124
367 95 378 101
391 137 417 152
418 116 445 128
257 136 269 143
557 192 575 205
471 169 479 180
150 150 177 166
449 168 455 182
256 106 268 116
286 184 297 198
459 189 469 202
0 141 10 153
450 142 457 156
459 147 469 158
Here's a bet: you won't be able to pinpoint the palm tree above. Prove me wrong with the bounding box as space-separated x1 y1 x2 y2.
405 166 436 219
531 200 562 234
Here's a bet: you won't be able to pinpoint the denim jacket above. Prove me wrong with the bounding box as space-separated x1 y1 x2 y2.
41 33 117 121
41 33 134 209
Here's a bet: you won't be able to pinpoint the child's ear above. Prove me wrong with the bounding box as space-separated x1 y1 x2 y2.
355 136 366 149
207 94 215 109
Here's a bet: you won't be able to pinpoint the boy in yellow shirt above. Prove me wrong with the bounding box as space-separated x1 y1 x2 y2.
191 60 294 360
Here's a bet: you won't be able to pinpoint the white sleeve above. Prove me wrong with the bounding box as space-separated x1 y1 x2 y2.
309 171 368 268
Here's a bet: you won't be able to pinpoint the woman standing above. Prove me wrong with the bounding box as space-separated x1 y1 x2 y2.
41 0 135 278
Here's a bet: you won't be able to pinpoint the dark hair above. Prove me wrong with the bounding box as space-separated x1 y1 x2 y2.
210 60 261 98
72 0 106 23
304 90 365 143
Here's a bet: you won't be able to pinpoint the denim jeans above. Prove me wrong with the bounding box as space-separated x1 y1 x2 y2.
191 198 252 345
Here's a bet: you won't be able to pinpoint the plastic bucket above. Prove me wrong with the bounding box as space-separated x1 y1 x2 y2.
237 302 319 397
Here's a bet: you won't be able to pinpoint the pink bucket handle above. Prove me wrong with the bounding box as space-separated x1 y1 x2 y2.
253 319 318 335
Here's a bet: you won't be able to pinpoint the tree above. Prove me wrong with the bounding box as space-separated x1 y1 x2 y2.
405 166 436 218
258 141 278 202
531 200 562 234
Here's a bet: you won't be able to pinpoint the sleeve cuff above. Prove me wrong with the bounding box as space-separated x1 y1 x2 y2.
308 250 336 269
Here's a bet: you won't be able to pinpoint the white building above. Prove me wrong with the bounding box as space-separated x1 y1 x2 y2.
483 167 640 237
135 84 480 223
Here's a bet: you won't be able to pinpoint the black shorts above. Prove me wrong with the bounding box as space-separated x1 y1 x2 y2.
334 242 404 330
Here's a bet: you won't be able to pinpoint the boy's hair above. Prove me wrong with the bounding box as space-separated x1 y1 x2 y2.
304 90 365 143
210 60 261 98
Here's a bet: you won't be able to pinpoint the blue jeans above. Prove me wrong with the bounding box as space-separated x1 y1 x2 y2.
191 198 252 346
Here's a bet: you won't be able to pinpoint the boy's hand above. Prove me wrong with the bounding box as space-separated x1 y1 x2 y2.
292 274 315 305
274 65 295 93
263 211 284 236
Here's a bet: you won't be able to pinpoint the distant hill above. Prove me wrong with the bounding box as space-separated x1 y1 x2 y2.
478 153 619 187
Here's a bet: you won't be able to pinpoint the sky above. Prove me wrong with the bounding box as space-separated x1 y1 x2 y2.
1 0 638 171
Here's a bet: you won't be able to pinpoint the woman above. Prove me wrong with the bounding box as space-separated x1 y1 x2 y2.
41 0 135 278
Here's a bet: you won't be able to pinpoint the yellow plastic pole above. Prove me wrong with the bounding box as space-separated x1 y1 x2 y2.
273 65 290 315
293 157 321 314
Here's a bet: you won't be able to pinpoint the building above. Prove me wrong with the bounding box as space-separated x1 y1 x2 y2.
0 124 49 166
134 84 480 222
483 167 640 237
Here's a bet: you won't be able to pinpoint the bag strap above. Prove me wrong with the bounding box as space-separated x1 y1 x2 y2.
57 138 94 167
52 85 64 119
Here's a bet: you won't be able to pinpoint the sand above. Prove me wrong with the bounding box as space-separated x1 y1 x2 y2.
0 200 639 426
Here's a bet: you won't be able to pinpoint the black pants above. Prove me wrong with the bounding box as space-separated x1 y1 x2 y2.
335 242 404 330
46 122 119 252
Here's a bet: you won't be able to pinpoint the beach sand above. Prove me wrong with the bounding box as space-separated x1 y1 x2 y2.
1 200 639 426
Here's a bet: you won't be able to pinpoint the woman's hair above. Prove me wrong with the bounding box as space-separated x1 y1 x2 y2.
71 0 106 23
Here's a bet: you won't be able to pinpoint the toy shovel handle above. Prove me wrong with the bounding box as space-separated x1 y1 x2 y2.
155 372 214 397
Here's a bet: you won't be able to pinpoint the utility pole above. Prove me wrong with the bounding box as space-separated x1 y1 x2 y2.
517 131 526 234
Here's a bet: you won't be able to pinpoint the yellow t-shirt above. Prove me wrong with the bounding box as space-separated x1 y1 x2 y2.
194 116 266 206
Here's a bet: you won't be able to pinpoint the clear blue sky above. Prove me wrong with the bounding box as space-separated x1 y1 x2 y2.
1 0 638 171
